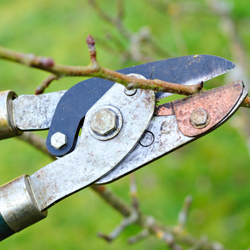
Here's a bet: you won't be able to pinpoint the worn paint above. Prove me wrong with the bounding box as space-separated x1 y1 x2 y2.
173 81 245 137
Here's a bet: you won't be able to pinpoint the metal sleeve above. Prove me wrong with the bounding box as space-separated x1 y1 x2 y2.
0 90 22 139
0 175 47 239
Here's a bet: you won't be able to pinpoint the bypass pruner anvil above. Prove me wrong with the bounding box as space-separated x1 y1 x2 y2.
0 55 247 241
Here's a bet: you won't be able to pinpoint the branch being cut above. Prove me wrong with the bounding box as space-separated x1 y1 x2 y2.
0 34 249 106
0 35 202 96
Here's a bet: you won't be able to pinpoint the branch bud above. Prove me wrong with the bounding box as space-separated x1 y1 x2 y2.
86 34 95 50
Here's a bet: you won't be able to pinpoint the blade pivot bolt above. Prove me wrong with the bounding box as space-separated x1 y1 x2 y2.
88 106 123 141
51 132 67 149
190 108 210 128
90 108 117 136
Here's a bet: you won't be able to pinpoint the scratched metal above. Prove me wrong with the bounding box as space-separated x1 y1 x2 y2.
97 81 247 184
96 116 193 184
0 175 47 232
155 55 236 100
29 83 155 210
173 81 244 137
13 91 66 130
154 102 174 116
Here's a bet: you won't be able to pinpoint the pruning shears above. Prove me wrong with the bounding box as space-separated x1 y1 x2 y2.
0 55 247 241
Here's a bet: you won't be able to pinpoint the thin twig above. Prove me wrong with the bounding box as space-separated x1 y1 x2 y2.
156 230 183 250
128 229 150 244
35 74 59 95
88 0 130 39
178 195 193 229
88 0 172 60
117 0 125 20
130 173 139 210
98 209 138 242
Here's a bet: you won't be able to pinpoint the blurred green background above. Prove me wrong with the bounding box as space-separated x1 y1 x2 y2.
1 0 250 249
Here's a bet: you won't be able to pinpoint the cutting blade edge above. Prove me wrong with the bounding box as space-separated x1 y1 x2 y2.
154 54 236 100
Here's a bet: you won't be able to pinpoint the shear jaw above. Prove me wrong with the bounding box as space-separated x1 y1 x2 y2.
97 80 248 184
29 78 155 211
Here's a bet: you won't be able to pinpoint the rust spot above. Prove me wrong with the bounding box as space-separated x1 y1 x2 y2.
154 102 174 116
172 81 244 137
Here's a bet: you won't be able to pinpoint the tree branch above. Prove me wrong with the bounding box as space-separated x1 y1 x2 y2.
1 35 249 107
0 35 203 96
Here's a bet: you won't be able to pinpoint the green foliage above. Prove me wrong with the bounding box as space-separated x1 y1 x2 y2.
0 0 250 249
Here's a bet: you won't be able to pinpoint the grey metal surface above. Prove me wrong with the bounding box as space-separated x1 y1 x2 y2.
97 81 247 184
29 83 155 210
155 55 236 100
96 115 193 184
139 131 155 147
0 175 47 232
13 91 66 130
0 90 22 139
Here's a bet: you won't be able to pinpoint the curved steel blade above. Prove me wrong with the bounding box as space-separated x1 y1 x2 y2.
154 54 236 100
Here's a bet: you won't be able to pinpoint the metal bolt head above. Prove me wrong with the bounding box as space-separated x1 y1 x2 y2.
90 108 117 136
51 132 67 149
190 108 209 128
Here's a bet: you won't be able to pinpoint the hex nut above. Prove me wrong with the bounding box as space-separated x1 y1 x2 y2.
51 132 67 149
90 108 117 136
190 108 210 128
